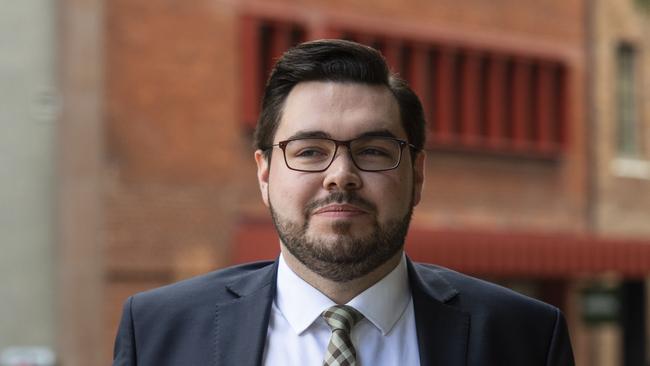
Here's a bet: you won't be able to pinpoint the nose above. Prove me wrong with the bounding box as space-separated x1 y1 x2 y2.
322 147 362 191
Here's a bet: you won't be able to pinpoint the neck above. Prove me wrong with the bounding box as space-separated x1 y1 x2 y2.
280 244 403 304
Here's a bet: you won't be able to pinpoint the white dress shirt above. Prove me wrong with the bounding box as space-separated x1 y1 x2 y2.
262 253 420 366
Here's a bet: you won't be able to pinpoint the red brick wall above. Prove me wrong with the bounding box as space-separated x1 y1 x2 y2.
104 0 245 356
102 0 587 360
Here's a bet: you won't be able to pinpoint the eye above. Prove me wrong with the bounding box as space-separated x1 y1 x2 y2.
357 147 391 157
294 148 328 158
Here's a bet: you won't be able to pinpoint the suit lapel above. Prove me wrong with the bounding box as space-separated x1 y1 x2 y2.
214 261 278 366
212 258 469 366
407 259 470 366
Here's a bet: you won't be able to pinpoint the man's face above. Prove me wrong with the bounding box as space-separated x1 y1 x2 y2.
255 81 425 282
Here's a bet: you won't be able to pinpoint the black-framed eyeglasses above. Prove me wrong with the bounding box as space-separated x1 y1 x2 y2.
266 136 417 172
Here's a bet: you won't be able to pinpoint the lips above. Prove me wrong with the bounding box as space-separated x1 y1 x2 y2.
312 204 368 216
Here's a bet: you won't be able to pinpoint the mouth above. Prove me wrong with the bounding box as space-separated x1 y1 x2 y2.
312 204 369 217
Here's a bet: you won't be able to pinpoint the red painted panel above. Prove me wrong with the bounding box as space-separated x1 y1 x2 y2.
511 59 532 150
460 52 481 146
242 16 570 157
556 66 569 148
270 22 292 67
535 62 555 152
433 48 455 144
232 221 650 278
485 56 507 149
306 23 330 40
319 27 346 40
405 228 650 278
383 39 403 74
409 43 429 121
357 34 377 48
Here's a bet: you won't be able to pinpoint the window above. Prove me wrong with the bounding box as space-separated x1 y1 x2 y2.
241 17 569 158
616 43 641 157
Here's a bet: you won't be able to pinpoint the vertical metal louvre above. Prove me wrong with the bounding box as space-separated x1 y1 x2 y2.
485 55 507 149
337 31 568 156
241 18 569 156
240 18 306 130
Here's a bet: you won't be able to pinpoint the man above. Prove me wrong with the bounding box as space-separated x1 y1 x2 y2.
113 39 574 365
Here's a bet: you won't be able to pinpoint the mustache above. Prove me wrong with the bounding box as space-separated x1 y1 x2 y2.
304 191 376 216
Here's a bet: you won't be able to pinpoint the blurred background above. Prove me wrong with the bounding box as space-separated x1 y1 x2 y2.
1 0 650 365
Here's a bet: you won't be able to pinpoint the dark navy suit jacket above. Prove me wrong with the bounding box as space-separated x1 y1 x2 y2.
113 258 574 365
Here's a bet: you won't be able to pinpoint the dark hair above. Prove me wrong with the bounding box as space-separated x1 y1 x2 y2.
254 39 426 159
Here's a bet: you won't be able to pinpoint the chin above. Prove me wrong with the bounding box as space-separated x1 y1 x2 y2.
308 224 373 241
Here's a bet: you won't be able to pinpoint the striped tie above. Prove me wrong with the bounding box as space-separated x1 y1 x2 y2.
322 305 364 366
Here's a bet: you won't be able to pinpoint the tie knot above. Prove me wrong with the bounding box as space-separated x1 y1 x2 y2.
322 305 364 333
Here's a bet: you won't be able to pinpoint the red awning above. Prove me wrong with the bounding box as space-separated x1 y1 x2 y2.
232 220 650 278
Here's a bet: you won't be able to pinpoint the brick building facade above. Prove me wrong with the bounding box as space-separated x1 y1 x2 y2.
55 0 650 365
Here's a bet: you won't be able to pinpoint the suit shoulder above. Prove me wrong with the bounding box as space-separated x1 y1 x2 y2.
413 262 557 315
411 263 573 363
129 260 276 309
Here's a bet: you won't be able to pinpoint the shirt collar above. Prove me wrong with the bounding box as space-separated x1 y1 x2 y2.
275 252 411 336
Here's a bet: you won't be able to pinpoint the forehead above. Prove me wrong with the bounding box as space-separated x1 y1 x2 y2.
275 81 403 141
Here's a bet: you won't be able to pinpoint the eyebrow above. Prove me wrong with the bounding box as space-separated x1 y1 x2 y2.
357 129 398 139
284 129 398 141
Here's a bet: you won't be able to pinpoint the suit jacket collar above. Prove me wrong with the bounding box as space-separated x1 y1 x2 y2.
214 258 470 366
407 258 470 366
214 260 278 366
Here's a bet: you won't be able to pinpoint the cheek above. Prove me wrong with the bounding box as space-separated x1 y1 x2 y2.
268 171 319 214
388 184 413 212
366 174 413 219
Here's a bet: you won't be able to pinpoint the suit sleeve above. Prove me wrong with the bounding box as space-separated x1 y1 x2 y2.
546 308 575 366
113 296 137 366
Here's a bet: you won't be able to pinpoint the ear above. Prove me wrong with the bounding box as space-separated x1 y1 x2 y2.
412 150 426 206
254 150 270 207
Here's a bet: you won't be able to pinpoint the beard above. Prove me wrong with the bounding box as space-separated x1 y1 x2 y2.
270 190 414 282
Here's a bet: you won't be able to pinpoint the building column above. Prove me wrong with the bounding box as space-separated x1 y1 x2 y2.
57 0 106 365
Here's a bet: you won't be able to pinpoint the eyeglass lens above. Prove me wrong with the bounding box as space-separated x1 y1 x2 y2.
283 137 402 171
